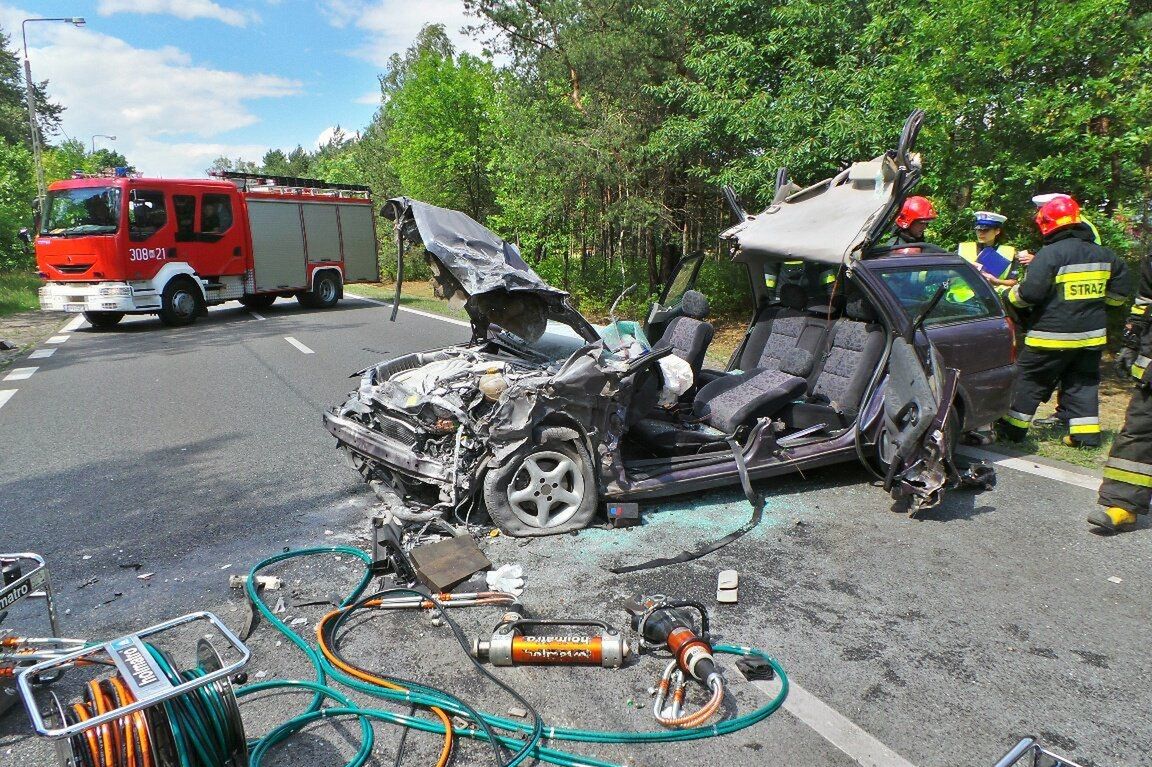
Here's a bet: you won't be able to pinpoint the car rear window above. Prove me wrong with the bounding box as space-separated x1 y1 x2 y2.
876 266 1002 326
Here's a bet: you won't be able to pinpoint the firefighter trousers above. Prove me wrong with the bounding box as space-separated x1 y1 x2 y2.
1098 385 1152 515
1000 347 1102 445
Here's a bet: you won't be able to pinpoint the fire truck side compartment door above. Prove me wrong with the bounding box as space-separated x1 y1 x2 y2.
247 200 307 291
302 203 340 263
339 204 379 282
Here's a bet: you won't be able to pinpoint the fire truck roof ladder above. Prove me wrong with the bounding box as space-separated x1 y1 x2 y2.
209 171 372 199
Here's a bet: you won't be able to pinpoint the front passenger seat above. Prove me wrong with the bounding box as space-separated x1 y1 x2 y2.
652 290 715 379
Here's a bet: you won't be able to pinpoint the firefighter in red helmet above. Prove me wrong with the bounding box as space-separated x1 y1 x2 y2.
891 196 937 251
997 195 1132 448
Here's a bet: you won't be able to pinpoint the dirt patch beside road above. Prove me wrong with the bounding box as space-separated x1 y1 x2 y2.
0 311 68 371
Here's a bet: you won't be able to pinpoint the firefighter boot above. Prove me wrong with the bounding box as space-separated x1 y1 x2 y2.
1087 506 1138 533
1062 435 1100 449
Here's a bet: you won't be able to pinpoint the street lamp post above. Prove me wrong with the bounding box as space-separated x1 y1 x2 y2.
21 16 86 216
91 134 117 153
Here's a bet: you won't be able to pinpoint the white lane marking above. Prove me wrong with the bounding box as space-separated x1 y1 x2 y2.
29 348 56 359
754 679 919 767
249 311 266 321
61 315 86 332
344 292 472 328
4 367 38 381
45 335 69 344
284 336 315 355
958 446 1100 491
0 390 15 410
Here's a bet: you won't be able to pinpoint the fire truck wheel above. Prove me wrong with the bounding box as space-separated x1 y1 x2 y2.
159 278 202 327
238 294 276 310
82 311 124 329
301 271 341 309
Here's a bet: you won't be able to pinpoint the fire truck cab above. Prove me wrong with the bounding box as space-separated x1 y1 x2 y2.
34 173 380 328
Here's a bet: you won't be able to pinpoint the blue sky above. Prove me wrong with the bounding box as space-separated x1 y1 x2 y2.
3 0 485 177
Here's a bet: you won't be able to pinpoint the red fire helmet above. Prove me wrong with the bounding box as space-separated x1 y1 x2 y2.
895 196 938 229
1034 195 1081 237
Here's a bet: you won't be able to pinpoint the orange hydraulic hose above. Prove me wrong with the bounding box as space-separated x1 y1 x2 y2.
316 604 454 767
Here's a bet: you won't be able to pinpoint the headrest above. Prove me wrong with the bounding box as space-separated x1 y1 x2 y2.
681 290 709 320
779 347 814 378
778 283 807 311
844 291 878 323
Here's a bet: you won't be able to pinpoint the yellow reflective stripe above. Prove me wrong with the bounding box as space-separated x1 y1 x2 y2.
821 272 836 285
1132 304 1149 316
1103 467 1152 488
765 276 777 288
1069 423 1101 434
1004 414 1032 429
1133 355 1149 379
1054 270 1111 283
1105 457 1152 476
1025 336 1108 349
1000 245 1017 258
1007 284 1030 308
958 242 978 261
1106 294 1127 306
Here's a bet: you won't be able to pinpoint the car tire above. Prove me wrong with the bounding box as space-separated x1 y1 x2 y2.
298 271 340 309
83 311 123 329
238 294 276 310
158 278 201 327
482 439 598 536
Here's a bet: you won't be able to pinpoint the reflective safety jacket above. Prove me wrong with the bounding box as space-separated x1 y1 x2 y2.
1127 254 1152 382
958 241 1018 281
1006 226 1132 350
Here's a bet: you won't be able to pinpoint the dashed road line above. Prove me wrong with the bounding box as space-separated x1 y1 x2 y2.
958 445 1100 491
4 367 38 382
284 337 315 355
29 348 56 359
61 315 86 332
0 390 15 411
754 679 919 767
45 335 69 344
344 292 472 328
249 311 266 321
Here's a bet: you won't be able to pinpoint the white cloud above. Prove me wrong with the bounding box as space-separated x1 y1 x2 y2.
97 0 257 27
319 0 487 67
315 126 338 147
1 4 300 177
354 90 381 105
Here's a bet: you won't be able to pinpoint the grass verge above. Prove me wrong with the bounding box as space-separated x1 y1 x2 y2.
0 272 40 317
348 281 469 322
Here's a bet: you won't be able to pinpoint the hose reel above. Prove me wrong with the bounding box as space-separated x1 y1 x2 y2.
17 611 251 767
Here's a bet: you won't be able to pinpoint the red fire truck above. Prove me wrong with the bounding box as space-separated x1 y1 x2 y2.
31 172 380 328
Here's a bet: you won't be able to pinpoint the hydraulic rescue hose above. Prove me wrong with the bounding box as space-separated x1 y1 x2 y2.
239 546 790 767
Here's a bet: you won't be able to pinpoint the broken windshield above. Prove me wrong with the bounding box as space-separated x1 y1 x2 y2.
40 187 122 236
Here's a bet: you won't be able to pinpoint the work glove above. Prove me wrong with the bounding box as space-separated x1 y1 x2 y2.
486 563 525 596
1115 346 1138 375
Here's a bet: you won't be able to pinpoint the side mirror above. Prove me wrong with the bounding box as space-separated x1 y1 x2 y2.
18 228 31 244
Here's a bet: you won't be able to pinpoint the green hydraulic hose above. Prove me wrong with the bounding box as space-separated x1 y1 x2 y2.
238 546 790 767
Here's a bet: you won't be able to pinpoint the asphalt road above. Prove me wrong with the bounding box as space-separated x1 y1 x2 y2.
0 296 1149 767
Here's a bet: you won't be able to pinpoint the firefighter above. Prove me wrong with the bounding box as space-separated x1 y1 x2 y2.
1091 252 1152 533
890 196 937 252
995 195 1132 447
958 211 1018 287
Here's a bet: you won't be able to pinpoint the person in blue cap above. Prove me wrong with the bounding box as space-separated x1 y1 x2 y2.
958 211 1019 288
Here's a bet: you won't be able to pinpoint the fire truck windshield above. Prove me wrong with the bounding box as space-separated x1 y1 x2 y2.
40 187 122 237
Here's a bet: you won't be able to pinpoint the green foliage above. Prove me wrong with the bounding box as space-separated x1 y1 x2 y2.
0 270 40 316
0 140 35 270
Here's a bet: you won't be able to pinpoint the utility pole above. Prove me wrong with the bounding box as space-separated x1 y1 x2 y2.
21 16 86 217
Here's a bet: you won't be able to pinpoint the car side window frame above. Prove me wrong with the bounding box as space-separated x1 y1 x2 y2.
872 262 1003 328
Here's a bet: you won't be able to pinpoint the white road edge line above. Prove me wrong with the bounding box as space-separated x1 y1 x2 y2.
45 335 69 344
4 367 38 382
344 292 472 328
0 390 15 410
249 311 266 321
753 679 919 767
284 336 315 355
958 445 1100 491
61 315 86 333
28 348 56 359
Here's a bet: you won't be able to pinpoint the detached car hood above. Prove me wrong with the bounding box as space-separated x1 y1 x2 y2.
721 153 915 266
382 197 598 343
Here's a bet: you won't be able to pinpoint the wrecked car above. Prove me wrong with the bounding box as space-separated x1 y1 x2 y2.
324 113 1016 535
